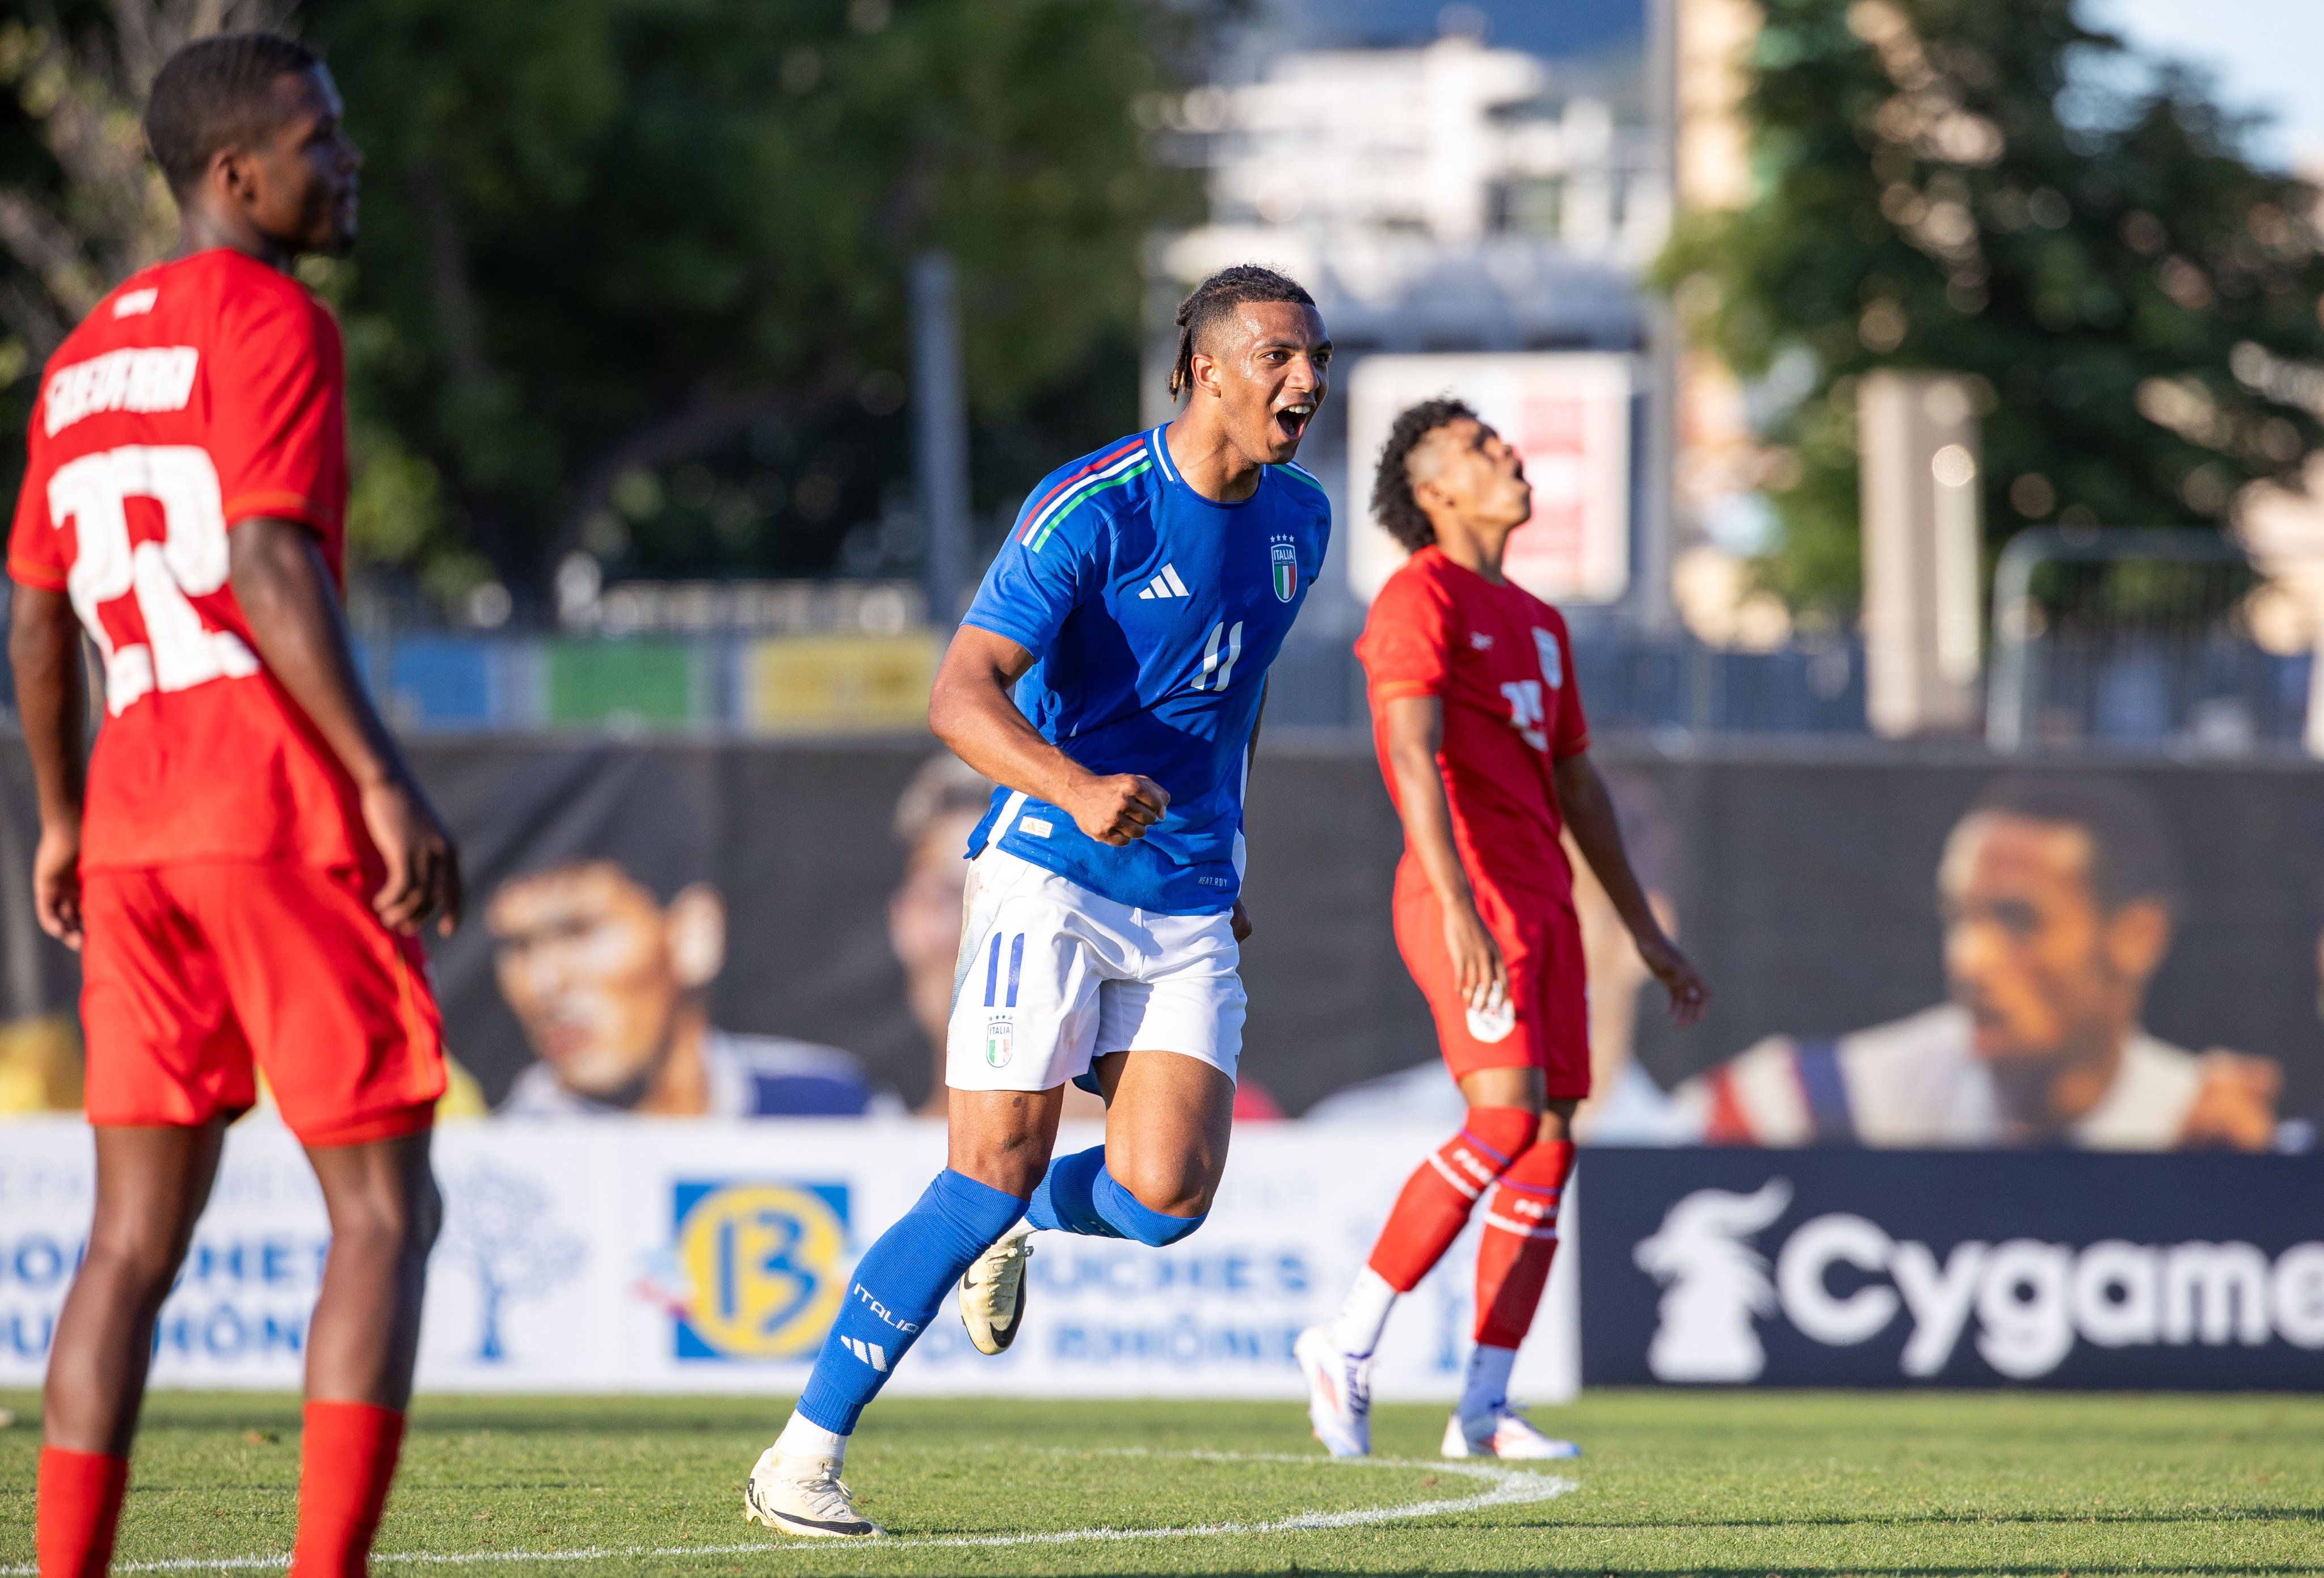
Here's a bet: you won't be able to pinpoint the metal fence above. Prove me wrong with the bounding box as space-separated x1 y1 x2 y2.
1986 529 2312 754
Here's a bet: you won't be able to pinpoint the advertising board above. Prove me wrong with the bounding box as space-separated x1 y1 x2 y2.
1345 352 1633 606
0 1117 1578 1402
1577 1147 2324 1389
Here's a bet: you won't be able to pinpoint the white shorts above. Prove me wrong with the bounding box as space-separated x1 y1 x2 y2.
945 847 1245 1095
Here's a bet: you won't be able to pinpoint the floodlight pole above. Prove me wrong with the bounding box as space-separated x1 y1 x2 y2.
912 250 972 627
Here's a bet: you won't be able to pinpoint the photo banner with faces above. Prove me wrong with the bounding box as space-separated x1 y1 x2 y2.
0 1115 1578 1403
3 736 2324 1130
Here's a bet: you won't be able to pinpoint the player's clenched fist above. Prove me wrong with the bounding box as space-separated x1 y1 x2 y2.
1065 773 1171 845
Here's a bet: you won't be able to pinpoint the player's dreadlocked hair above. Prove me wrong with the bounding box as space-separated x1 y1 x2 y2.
1167 265 1316 402
1371 397 1477 551
145 32 320 197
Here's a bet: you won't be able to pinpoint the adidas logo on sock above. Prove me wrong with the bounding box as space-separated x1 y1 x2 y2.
1137 563 1191 600
843 1336 889 1372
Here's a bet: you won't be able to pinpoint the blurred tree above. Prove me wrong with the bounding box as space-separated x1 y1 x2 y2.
0 1 291 487
0 0 1211 615
302 0 1207 614
1656 0 2324 615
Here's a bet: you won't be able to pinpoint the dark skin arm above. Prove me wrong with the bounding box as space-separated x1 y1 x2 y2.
10 584 90 947
1382 693 1505 1011
1229 682 1266 943
929 624 1172 845
226 517 461 934
929 624 1258 939
1553 747 1708 1026
1385 695 1709 1027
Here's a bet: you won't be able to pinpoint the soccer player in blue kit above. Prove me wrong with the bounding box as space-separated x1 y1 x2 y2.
743 265 1332 1537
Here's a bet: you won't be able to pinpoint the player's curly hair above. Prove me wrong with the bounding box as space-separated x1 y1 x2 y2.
1167 265 1316 402
1370 397 1477 551
145 32 319 197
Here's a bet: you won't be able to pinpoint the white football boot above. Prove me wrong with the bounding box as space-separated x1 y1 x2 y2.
958 1223 1035 1356
1442 1406 1581 1460
1293 1324 1373 1458
743 1447 883 1538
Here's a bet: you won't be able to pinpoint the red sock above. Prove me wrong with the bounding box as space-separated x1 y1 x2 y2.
1474 1140 1574 1348
290 1401 407 1578
37 1446 129 1578
1365 1107 1538 1292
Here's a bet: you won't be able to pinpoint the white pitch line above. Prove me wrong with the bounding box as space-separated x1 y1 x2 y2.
0 1452 1577 1575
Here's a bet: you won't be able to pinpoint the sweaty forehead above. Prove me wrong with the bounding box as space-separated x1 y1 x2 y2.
1197 299 1325 354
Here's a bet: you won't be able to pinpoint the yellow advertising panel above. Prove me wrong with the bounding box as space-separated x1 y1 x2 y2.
746 632 938 733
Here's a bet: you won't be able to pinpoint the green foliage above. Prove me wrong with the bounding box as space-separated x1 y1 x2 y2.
301 0 1201 607
1657 0 2324 615
0 1 1200 607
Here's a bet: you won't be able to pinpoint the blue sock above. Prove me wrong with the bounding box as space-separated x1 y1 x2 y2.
1025 1145 1207 1247
1025 1145 1119 1237
795 1168 1024 1434
1092 1166 1207 1246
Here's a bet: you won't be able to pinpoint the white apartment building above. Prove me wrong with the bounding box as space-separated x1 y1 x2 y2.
1144 29 1674 701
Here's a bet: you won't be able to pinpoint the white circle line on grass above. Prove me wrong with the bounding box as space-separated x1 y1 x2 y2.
1 1450 1577 1574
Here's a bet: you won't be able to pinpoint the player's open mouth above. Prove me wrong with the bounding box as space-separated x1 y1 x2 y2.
1273 400 1315 444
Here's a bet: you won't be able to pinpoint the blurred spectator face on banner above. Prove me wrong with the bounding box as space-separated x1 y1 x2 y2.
489 860 725 1100
1938 808 2170 1071
888 754 996 1115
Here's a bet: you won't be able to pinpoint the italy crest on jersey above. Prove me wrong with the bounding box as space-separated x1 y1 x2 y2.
1271 538 1298 603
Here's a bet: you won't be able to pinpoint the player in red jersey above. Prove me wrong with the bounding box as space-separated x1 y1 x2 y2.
7 35 461 1577
1296 398 1707 1460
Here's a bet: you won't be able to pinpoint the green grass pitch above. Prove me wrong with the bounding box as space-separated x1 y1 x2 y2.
2 1389 2319 1575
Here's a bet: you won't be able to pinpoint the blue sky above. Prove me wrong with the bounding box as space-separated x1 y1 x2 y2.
2083 0 2324 171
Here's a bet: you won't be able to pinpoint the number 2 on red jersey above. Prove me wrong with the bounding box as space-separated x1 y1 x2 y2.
48 444 258 716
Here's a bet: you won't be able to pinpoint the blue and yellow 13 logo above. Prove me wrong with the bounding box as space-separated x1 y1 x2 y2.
671 1180 849 1361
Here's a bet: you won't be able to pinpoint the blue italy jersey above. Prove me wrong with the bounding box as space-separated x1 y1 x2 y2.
961 425 1332 914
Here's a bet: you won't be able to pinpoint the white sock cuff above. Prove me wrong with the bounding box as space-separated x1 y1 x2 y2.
1459 1341 1519 1419
1331 1265 1399 1357
776 1409 849 1463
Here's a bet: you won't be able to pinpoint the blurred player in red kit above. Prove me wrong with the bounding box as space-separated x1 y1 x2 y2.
7 35 461 1577
1295 399 1707 1459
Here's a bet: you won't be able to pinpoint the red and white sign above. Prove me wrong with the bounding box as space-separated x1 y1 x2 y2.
1347 353 1633 606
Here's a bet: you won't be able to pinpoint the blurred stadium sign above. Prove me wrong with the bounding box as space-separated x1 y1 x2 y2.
1582 1147 2324 1389
1859 372 1984 738
742 632 939 735
1347 352 1633 606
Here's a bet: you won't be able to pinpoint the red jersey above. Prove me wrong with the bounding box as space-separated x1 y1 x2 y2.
7 248 365 873
1354 545 1590 909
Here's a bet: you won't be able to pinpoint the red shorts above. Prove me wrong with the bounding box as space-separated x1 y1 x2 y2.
78 862 445 1146
1392 871 1590 1098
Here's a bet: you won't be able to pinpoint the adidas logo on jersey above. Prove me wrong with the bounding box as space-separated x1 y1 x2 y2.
1137 563 1192 600
842 1336 889 1372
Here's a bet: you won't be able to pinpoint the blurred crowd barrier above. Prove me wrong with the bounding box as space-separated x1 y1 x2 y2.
353 627 2313 749
3 734 2322 1147
8 621 2314 748
355 631 941 735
